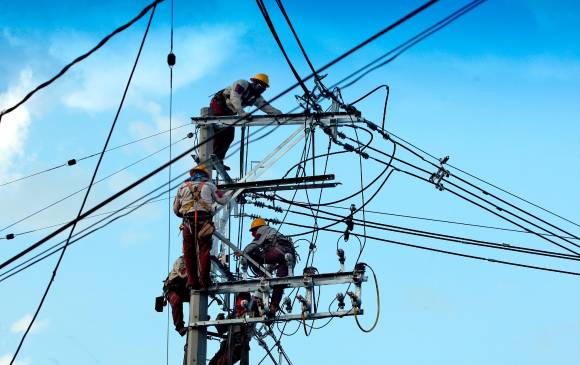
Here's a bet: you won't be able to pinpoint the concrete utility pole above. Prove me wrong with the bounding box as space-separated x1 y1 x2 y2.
185 121 213 365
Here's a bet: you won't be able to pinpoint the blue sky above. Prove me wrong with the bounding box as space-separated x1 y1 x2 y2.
0 0 579 364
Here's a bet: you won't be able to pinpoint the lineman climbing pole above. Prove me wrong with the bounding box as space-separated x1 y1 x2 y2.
185 111 366 365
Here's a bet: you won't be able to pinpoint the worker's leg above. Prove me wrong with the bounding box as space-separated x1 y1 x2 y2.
213 126 235 161
195 219 213 288
167 290 185 333
264 246 289 310
208 340 228 365
182 223 200 289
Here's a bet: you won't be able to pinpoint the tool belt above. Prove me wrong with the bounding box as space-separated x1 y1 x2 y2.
183 212 214 239
210 90 235 116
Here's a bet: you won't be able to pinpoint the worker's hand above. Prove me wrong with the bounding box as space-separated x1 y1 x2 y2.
216 313 225 320
179 223 184 231
234 251 242 258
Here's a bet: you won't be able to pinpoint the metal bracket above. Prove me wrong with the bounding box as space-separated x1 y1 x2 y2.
429 155 450 191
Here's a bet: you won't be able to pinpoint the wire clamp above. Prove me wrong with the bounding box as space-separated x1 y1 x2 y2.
429 155 450 191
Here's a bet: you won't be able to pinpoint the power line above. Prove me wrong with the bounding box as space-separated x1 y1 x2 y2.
333 0 486 89
0 120 192 188
339 129 580 255
322 204 580 240
0 0 441 272
279 220 580 277
387 130 580 230
0 132 193 234
0 0 165 125
255 201 580 262
9 7 157 363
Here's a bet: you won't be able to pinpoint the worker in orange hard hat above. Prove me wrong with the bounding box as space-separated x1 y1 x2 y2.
243 218 296 314
208 74 282 168
173 164 232 289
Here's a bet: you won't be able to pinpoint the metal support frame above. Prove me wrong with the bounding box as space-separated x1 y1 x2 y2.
191 112 362 127
205 271 366 295
185 110 367 365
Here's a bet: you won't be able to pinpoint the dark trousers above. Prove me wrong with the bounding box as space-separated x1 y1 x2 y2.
208 333 249 365
209 97 236 161
248 243 293 310
167 290 187 331
182 216 212 289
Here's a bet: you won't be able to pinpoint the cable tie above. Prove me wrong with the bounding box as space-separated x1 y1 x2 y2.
359 151 369 159
6 233 15 240
67 159 77 166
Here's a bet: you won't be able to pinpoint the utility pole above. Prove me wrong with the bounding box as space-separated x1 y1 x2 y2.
185 120 213 365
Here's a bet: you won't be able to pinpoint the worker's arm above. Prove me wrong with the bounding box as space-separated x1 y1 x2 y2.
208 184 232 205
173 186 183 217
254 95 282 115
228 80 247 114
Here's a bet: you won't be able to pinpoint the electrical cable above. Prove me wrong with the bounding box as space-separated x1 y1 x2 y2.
0 0 165 125
257 203 580 262
256 0 313 102
333 0 485 89
165 0 175 364
0 120 192 188
353 263 380 333
274 220 580 277
0 0 442 278
385 130 580 231
0 117 319 280
341 130 580 255
321 204 580 240
8 6 157 363
1 131 193 234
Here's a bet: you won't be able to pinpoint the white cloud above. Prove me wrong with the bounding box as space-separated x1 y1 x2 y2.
0 354 28 365
0 69 34 177
59 25 243 113
10 314 49 334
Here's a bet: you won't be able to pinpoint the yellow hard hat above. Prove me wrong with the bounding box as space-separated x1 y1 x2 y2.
250 217 267 231
189 164 209 177
250 73 270 87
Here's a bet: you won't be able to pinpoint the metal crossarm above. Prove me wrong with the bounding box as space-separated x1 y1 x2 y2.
191 112 362 127
190 309 364 328
204 271 366 295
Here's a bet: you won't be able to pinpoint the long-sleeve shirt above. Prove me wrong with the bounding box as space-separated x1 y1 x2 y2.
243 225 290 255
173 179 229 217
223 79 282 115
167 256 187 282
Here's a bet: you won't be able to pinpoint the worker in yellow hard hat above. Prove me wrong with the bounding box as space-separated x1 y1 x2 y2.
173 164 232 289
208 74 282 168
243 217 296 314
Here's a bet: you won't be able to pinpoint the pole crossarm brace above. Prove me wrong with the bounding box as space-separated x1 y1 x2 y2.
190 309 364 328
191 112 363 127
204 270 366 295
213 230 272 278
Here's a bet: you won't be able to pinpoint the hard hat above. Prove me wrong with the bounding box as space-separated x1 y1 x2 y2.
250 73 270 87
249 217 267 231
189 164 209 177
